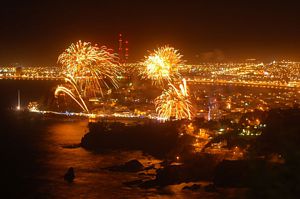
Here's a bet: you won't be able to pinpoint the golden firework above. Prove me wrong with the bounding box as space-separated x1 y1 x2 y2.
55 40 121 113
141 46 184 86
155 78 193 120
58 40 120 97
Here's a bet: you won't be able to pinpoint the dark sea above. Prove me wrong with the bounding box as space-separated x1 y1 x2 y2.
0 80 218 198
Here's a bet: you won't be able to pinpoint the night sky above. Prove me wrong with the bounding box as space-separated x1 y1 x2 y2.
0 0 300 65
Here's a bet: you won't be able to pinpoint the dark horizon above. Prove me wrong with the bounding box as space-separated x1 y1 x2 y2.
1 0 300 65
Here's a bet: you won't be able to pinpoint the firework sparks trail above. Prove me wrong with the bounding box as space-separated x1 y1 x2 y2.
155 78 193 120
55 85 89 113
63 75 89 112
141 46 184 86
58 40 120 97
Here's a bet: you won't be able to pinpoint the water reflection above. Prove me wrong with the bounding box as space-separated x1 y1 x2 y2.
34 119 164 198
2 115 208 198
47 120 89 145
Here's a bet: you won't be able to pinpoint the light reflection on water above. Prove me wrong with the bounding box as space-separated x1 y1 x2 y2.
31 120 146 198
34 119 199 199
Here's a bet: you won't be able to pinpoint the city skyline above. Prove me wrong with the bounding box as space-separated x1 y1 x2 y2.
1 0 300 66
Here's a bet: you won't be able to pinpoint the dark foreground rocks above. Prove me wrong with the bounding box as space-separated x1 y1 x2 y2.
64 167 75 183
140 154 220 188
204 184 218 192
182 184 201 191
213 159 268 188
62 143 81 149
181 184 217 193
81 121 194 159
106 160 144 172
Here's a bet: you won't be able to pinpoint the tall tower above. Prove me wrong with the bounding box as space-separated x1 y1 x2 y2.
118 33 129 63
125 40 129 61
118 33 123 63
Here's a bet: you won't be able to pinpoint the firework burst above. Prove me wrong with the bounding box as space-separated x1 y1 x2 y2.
155 78 193 120
141 46 184 86
58 40 120 97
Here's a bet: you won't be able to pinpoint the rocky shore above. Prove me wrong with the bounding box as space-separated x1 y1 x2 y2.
81 120 194 159
80 109 300 198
